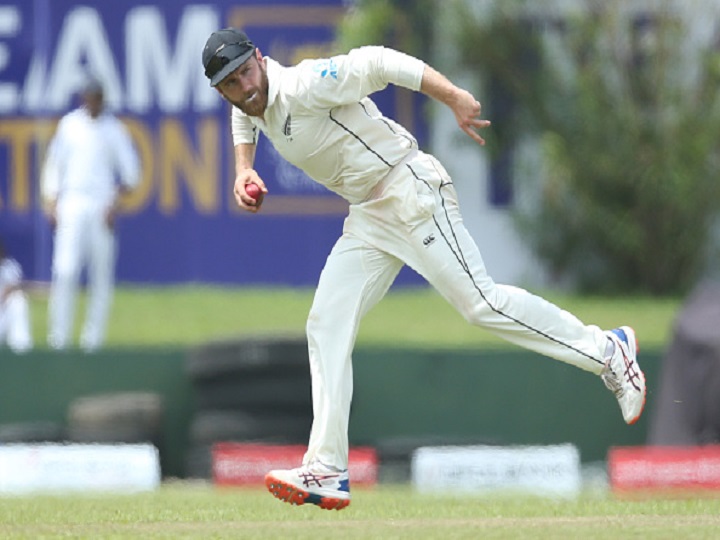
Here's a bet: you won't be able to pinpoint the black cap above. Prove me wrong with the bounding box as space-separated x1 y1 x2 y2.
202 28 256 87
82 77 104 96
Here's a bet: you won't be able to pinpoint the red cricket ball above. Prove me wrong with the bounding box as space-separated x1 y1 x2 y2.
245 183 262 201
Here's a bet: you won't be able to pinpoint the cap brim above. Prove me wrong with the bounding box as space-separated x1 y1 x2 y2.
209 49 255 87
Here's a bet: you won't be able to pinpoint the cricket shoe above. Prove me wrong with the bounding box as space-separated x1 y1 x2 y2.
265 464 350 511
601 326 646 425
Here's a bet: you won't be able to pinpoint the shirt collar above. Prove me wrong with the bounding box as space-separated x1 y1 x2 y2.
79 106 106 120
265 57 281 110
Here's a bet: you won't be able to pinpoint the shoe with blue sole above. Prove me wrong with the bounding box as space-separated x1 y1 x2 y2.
265 464 351 510
601 326 646 424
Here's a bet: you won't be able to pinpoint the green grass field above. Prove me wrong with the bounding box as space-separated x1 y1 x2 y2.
17 286 697 539
27 285 682 350
1 484 718 539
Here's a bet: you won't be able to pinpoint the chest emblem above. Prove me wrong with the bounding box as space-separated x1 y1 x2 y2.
283 113 292 140
313 58 338 80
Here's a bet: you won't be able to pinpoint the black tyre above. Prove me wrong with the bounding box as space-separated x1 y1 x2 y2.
184 443 214 480
0 421 65 443
66 392 163 445
192 372 311 412
188 410 311 446
186 336 309 381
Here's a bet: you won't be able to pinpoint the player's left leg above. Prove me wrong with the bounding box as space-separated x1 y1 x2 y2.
413 187 609 374
80 211 116 352
419 155 644 423
265 232 403 510
360 151 645 424
417 211 645 422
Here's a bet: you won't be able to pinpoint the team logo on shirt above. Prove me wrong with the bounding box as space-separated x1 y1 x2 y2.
283 113 292 139
313 58 338 80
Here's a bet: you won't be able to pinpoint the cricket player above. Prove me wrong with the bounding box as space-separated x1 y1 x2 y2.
42 78 140 352
202 28 646 510
0 241 32 354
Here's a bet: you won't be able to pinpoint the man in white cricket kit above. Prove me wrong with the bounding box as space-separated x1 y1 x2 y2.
202 28 646 510
0 241 33 354
42 79 140 352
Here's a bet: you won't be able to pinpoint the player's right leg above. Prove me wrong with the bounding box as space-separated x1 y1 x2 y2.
265 463 351 510
48 199 87 350
265 232 403 510
80 213 116 352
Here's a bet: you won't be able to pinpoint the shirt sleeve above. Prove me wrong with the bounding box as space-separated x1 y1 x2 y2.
297 46 426 109
231 108 258 146
41 118 67 201
113 120 140 190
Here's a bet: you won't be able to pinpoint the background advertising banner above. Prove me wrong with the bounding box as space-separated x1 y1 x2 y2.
0 0 427 285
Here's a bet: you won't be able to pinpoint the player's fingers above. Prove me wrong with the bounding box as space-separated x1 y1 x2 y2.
462 125 486 146
239 200 260 213
252 178 268 193
242 198 260 211
238 169 267 192
463 115 490 126
234 187 258 211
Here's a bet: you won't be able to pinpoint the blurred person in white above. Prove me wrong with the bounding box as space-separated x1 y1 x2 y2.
41 78 140 352
0 239 33 354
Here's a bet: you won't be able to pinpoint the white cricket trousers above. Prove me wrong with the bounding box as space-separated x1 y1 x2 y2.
0 290 33 353
48 197 116 351
303 150 609 470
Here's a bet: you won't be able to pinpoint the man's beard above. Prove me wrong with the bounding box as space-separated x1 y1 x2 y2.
228 93 266 117
225 70 269 117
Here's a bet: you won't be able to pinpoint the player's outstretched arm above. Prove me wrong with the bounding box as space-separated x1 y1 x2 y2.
233 143 267 213
419 65 491 146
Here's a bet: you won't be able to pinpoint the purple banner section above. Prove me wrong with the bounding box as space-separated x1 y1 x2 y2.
0 0 426 285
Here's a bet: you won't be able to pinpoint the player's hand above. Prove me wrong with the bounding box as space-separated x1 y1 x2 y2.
45 200 58 230
451 89 491 146
233 168 267 213
105 205 117 230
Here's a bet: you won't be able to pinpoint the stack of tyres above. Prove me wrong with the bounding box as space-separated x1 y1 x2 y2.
66 392 164 444
0 421 65 444
184 335 312 479
66 392 165 470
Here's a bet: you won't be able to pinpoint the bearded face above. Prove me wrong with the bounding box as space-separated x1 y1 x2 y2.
216 51 269 117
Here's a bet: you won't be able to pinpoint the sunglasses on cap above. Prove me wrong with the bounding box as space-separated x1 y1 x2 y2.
204 41 255 80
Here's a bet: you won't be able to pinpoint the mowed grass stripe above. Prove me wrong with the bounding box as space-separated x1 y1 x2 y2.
1 516 719 539
27 285 681 349
0 485 719 538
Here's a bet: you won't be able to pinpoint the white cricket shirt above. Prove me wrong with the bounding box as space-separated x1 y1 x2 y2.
231 46 426 204
42 108 140 207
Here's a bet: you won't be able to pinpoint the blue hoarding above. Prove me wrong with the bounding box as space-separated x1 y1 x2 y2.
0 0 427 285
